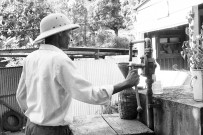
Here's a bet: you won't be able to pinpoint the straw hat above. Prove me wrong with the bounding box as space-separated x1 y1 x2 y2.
33 13 80 44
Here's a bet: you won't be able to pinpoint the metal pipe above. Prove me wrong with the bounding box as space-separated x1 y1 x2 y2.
146 75 154 130
144 38 154 130
129 42 142 121
129 42 133 62
130 40 145 44
129 38 155 130
129 63 145 69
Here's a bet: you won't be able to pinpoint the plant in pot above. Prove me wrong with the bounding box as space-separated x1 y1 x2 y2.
181 11 203 101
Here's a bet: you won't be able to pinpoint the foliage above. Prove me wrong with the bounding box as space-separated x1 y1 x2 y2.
111 36 129 48
95 29 114 47
0 36 34 49
4 57 24 67
69 1 89 47
46 0 90 47
69 0 88 24
94 29 129 48
89 0 125 36
0 1 53 43
0 0 91 48
0 0 134 49
120 0 137 29
181 11 203 69
0 0 137 50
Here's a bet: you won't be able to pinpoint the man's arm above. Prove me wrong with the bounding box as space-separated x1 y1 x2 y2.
16 66 27 112
57 57 139 105
113 69 139 94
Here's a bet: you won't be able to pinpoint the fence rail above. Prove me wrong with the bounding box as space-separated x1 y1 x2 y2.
0 47 137 59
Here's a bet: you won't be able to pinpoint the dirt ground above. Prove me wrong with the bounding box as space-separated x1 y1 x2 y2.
1 131 24 135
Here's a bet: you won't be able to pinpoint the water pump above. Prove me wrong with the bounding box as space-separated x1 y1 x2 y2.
129 38 157 130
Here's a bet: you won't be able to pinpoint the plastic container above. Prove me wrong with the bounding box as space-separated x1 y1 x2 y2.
152 81 163 94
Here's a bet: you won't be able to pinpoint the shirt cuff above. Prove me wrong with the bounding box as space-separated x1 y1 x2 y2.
100 85 113 105
104 84 113 101
105 85 114 97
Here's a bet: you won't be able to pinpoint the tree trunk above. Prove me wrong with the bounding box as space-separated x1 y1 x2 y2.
114 29 118 36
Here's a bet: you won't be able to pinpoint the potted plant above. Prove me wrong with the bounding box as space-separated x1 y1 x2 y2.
181 11 203 101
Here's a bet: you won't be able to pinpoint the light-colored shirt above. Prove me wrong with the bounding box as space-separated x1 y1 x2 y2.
16 44 113 126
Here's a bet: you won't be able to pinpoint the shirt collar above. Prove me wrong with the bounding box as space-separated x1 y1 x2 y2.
39 44 64 53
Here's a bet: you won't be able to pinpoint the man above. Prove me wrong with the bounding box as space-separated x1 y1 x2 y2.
16 13 139 135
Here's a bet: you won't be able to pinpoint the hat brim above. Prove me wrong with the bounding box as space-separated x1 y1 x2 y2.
33 24 80 44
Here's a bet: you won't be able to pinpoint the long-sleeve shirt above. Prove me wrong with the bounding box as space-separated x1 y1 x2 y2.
16 44 114 126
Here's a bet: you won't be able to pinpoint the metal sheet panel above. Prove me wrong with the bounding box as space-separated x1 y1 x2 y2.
0 67 23 115
0 67 23 132
135 0 203 33
0 67 22 96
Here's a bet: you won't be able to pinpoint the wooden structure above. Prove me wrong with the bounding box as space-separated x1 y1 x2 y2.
147 29 188 70
134 0 203 70
70 114 154 135
0 47 137 60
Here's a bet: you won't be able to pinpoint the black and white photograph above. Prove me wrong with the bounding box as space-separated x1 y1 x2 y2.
0 0 203 135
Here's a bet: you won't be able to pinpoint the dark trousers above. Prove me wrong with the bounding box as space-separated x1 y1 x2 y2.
25 119 72 135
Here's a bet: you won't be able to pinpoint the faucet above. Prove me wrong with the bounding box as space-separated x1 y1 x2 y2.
129 38 157 130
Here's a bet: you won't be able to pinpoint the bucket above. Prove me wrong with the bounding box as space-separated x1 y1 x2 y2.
191 69 203 101
117 62 137 119
118 62 129 78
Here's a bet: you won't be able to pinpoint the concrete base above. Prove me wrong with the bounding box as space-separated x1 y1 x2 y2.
139 85 203 135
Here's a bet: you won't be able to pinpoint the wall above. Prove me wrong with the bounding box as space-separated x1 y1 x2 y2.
139 88 203 135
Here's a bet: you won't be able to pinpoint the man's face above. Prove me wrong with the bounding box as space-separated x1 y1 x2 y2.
58 30 72 49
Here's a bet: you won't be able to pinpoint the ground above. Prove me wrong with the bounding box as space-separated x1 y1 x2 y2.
1 131 24 135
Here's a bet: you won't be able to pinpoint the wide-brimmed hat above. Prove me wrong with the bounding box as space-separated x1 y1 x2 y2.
33 13 80 44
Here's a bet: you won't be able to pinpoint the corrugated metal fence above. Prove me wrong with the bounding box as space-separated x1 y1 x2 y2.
0 56 132 120
69 56 131 116
0 67 22 117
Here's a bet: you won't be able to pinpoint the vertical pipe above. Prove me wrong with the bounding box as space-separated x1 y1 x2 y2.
128 42 143 120
146 75 154 130
145 38 154 130
129 38 155 130
129 42 133 62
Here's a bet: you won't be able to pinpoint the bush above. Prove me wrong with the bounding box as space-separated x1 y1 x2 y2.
95 30 115 47
95 30 130 48
111 36 129 48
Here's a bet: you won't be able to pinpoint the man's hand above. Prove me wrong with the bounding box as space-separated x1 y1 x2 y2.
113 69 140 94
125 69 140 88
